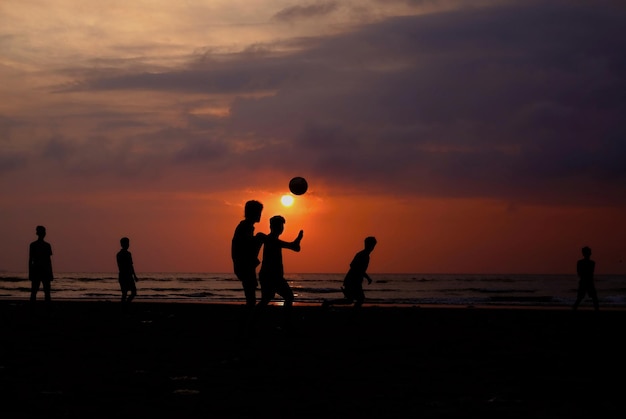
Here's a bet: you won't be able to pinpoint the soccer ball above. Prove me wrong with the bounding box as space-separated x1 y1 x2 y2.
289 177 308 195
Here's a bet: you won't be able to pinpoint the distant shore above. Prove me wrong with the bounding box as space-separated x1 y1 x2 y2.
1 300 624 418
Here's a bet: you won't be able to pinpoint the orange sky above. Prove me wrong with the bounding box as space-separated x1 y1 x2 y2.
3 185 625 274
1 0 625 274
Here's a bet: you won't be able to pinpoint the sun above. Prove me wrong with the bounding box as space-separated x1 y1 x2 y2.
281 194 294 207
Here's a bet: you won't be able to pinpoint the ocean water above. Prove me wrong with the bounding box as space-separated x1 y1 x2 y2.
2 272 626 308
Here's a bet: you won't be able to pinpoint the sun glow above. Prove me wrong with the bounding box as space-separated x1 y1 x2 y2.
281 194 294 206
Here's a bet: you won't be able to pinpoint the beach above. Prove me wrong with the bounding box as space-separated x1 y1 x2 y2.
1 300 624 418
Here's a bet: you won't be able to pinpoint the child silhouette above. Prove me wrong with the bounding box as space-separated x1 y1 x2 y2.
29 225 54 304
323 236 377 309
573 246 598 311
256 215 303 331
117 237 139 305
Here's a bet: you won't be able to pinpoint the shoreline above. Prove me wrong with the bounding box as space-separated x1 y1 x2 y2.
3 272 624 311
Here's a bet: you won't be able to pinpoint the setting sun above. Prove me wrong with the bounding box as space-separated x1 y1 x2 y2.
281 194 294 206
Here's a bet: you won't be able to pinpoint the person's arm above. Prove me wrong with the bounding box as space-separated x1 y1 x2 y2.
253 232 266 265
590 260 596 281
28 244 33 279
281 230 304 252
48 243 54 280
350 251 371 283
131 258 139 282
254 232 267 247
127 253 138 281
364 272 372 285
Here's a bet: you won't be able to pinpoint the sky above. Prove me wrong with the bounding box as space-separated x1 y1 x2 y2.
1 0 625 275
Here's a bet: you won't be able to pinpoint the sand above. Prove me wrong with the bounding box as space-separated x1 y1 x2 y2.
0 300 624 418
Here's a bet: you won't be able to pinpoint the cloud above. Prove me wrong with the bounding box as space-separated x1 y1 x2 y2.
257 2 626 203
272 2 339 22
0 114 19 142
39 135 149 178
57 48 304 95
0 152 26 173
8 0 626 205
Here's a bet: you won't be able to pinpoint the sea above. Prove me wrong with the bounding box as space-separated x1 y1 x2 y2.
2 272 626 308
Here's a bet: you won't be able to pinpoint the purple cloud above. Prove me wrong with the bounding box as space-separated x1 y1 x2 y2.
272 2 339 22
38 0 626 204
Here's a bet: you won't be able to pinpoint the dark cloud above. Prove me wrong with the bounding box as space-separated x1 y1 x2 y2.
231 1 626 203
0 114 20 143
45 0 626 204
64 54 306 95
42 137 72 161
272 2 339 22
40 136 147 178
172 137 229 166
0 152 26 173
95 118 149 131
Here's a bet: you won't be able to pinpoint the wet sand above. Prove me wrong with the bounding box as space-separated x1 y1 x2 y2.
0 300 623 418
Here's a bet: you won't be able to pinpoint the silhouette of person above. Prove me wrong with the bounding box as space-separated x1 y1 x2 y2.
117 237 138 305
573 246 599 310
256 215 303 331
29 225 54 304
232 200 265 309
322 236 377 309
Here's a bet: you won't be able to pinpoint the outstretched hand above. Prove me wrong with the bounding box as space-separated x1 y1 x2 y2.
297 230 304 241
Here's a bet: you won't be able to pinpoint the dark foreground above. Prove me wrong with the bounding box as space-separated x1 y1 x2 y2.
1 301 624 418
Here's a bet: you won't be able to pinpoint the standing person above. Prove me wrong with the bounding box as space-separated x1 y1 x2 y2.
573 246 599 311
232 200 265 309
256 215 303 332
29 225 54 304
117 237 139 305
322 236 377 309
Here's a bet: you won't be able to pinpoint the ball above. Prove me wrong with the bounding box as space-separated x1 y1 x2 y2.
289 176 308 195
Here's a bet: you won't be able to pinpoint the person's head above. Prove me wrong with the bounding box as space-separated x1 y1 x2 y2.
120 237 130 250
35 225 46 239
269 215 286 235
244 200 263 222
364 236 377 251
582 246 591 258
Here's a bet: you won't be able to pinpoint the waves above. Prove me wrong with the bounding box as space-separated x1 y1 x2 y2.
1 272 625 308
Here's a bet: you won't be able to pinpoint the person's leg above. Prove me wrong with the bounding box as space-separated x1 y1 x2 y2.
276 279 294 330
322 286 355 308
237 277 257 336
256 280 273 308
127 280 137 303
253 284 276 335
42 279 51 303
242 277 257 309
255 279 274 324
589 285 599 311
353 287 366 308
120 280 128 304
30 279 41 302
235 269 259 335
573 283 586 310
